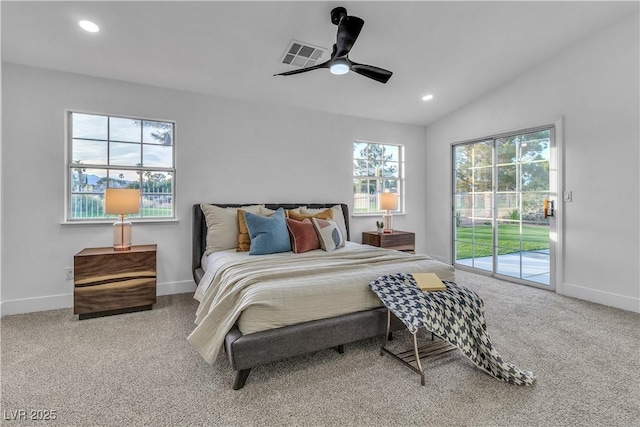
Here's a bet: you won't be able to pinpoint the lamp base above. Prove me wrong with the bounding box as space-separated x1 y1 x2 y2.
113 219 132 251
383 212 393 234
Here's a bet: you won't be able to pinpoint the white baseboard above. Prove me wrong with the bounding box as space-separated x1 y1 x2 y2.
560 283 640 313
0 280 196 318
425 253 450 264
0 293 72 317
157 280 196 296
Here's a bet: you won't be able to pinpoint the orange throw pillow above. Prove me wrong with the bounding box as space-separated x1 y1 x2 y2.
237 209 252 252
287 208 333 222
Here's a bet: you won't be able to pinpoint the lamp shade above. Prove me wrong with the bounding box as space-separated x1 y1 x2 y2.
105 189 140 215
379 192 399 211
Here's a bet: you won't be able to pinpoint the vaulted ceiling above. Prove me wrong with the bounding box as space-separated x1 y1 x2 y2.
2 1 637 126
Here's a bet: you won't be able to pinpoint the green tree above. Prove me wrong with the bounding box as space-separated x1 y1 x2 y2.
143 172 172 193
96 176 126 190
454 130 550 223
455 132 549 194
72 160 86 191
353 143 398 194
497 130 549 191
133 120 173 146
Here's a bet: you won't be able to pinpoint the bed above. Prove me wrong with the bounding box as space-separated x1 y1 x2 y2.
189 203 456 389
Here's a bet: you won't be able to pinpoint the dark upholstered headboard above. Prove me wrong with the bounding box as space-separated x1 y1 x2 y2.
192 203 350 283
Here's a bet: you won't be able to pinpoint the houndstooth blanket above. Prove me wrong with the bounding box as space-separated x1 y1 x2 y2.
369 273 536 386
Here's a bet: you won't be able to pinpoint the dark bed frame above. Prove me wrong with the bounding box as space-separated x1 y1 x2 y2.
192 203 404 390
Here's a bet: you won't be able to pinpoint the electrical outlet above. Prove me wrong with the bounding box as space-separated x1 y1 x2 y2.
65 267 73 281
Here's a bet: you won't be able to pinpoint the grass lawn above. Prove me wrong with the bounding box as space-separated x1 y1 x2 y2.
455 223 548 259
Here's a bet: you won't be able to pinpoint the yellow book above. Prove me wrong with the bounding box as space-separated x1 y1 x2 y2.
412 273 446 291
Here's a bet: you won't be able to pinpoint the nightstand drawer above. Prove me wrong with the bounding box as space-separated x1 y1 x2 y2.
380 233 414 248
362 230 415 253
74 278 156 315
74 246 156 282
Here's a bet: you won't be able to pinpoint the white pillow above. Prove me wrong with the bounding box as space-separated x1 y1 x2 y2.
311 218 345 251
301 205 348 240
200 204 263 255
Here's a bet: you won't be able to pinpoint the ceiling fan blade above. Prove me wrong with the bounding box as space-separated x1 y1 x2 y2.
350 62 393 84
335 16 364 57
274 61 330 77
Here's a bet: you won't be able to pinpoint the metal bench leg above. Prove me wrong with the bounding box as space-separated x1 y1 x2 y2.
380 309 391 356
413 332 425 386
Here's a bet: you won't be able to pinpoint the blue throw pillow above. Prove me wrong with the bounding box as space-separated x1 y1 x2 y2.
243 208 292 255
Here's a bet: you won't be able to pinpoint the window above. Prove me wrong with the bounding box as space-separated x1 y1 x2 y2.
353 141 404 214
67 112 175 221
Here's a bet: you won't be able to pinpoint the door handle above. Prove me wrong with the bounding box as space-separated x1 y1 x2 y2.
544 199 554 218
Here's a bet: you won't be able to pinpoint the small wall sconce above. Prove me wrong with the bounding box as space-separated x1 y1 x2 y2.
543 199 554 218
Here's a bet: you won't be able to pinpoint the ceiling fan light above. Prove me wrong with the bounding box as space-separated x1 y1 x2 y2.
330 63 350 75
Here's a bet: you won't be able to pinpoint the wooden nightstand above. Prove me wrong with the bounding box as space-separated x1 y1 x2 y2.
362 230 415 253
74 244 157 320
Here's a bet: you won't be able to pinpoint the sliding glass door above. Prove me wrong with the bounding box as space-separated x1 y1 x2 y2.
453 127 554 288
453 140 494 273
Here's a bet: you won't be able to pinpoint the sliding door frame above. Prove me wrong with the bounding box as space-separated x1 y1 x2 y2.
450 118 564 293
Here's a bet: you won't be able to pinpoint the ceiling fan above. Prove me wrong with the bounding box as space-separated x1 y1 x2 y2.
274 7 393 84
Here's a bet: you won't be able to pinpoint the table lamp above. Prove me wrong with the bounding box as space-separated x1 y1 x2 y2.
104 188 140 251
379 192 398 234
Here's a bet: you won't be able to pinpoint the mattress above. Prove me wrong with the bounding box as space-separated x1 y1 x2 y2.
189 242 455 364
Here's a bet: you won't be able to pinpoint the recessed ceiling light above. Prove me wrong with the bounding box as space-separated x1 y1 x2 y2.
79 20 99 33
422 94 434 101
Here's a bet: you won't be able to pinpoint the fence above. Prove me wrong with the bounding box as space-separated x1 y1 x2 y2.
70 188 173 219
354 193 382 213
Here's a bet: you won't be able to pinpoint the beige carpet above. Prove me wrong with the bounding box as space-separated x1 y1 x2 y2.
1 270 639 426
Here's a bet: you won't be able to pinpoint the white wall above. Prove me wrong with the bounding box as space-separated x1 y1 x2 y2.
0 62 3 315
425 14 640 312
0 63 426 315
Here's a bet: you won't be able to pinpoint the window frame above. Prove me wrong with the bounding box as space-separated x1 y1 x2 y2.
64 110 177 222
352 140 405 216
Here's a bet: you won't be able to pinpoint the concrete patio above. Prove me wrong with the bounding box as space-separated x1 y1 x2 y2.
456 249 550 285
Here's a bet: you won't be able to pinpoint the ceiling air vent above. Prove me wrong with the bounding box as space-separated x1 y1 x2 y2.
280 40 327 68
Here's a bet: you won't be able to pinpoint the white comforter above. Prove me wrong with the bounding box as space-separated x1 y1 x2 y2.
188 242 455 364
